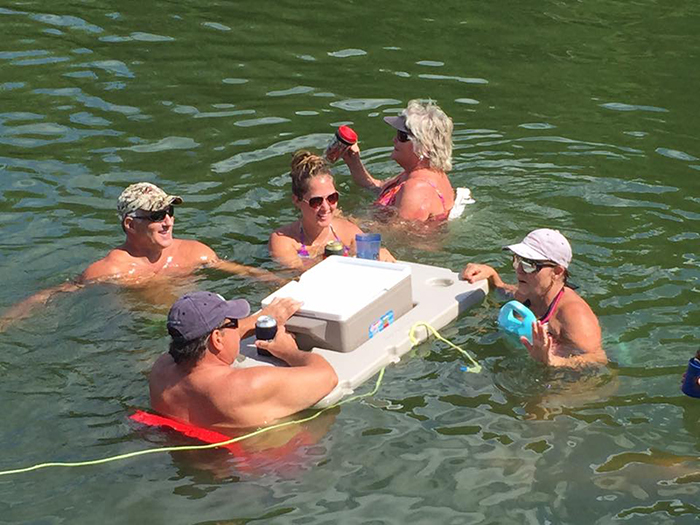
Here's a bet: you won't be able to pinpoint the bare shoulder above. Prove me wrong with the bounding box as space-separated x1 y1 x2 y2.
331 217 362 239
79 249 130 283
176 239 217 263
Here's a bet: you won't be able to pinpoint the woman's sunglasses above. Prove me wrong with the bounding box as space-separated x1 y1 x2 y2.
132 205 175 222
304 192 339 209
396 130 411 143
512 254 557 274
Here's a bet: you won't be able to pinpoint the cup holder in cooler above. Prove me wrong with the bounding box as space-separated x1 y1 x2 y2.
426 277 454 287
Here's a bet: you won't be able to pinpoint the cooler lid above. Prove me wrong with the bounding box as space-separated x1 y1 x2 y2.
261 257 411 321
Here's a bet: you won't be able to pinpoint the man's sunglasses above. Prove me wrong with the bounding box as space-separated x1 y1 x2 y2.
396 130 411 143
512 254 557 274
131 205 175 222
218 319 238 331
304 192 339 209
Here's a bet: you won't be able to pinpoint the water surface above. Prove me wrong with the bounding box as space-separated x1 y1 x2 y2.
1 1 699 523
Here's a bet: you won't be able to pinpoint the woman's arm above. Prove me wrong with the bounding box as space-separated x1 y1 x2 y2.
341 144 384 190
269 230 306 270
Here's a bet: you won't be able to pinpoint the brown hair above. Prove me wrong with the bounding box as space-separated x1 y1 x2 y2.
290 150 332 199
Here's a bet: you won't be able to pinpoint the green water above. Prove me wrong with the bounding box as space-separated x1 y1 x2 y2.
1 0 699 523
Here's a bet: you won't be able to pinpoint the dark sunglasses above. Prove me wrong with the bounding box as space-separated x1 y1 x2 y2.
132 205 175 222
218 319 238 330
512 254 557 274
396 130 411 143
305 191 339 209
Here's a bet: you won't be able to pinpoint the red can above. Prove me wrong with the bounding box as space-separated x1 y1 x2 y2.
324 125 358 164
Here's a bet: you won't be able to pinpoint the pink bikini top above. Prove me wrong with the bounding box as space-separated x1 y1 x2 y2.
376 176 450 220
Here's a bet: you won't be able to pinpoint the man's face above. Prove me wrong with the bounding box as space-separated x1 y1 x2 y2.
127 206 175 248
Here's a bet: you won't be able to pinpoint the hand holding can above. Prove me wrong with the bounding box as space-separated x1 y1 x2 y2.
255 315 277 356
325 125 358 164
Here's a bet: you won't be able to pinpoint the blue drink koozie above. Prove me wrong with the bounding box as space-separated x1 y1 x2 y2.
498 300 537 344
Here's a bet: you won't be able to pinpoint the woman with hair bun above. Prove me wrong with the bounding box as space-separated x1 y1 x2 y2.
269 151 394 270
342 99 456 222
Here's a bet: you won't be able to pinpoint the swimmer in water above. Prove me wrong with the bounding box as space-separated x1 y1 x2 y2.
149 291 337 429
461 228 606 367
340 99 456 222
269 151 394 269
0 182 281 331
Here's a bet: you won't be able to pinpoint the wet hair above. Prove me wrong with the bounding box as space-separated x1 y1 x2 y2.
403 99 454 172
168 328 210 365
290 150 333 199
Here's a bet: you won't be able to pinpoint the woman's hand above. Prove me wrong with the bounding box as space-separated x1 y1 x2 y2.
341 143 362 164
521 321 552 365
461 263 496 284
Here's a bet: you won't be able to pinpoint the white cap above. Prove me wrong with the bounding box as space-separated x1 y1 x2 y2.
505 229 572 269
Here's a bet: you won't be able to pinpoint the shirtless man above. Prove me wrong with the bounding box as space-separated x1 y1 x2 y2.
461 228 606 367
149 291 338 429
0 182 279 330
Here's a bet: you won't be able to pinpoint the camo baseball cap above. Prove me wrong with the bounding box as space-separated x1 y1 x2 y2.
117 182 183 220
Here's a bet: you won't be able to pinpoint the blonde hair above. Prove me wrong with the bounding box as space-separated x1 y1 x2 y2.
403 99 453 172
290 150 333 199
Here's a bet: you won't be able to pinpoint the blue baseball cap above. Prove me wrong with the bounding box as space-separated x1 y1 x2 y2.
167 291 250 342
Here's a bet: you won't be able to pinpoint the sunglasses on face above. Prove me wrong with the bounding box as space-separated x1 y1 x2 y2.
218 319 238 331
304 191 339 209
512 254 557 274
396 130 411 143
132 205 175 222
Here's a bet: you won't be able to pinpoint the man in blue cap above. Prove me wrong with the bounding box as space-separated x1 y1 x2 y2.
149 291 338 429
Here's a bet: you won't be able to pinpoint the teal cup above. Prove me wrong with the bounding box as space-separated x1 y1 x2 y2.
355 233 381 260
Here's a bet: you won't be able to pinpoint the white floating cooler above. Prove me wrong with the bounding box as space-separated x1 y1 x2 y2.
262 256 413 352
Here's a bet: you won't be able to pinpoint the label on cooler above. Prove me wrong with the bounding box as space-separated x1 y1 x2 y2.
368 310 395 339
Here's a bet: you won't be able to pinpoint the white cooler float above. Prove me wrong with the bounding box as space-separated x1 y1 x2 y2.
234 257 488 407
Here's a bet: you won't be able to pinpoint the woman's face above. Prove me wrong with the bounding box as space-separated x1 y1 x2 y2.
513 258 561 303
390 129 421 170
296 174 338 228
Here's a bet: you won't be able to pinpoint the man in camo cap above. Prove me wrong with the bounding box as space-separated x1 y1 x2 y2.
78 181 280 284
116 182 183 223
1 182 283 331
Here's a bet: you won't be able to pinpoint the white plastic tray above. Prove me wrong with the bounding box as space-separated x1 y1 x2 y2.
235 261 488 407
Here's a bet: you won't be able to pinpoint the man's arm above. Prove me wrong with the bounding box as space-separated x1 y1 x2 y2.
238 297 302 339
233 326 338 423
0 281 82 332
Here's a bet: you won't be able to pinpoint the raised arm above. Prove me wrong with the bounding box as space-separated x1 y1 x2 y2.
341 143 384 190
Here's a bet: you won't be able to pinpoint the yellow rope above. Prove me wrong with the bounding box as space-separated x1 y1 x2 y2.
0 322 480 477
0 369 384 477
409 322 482 374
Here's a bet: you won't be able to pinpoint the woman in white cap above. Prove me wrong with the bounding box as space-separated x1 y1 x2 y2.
462 229 606 367
341 99 455 222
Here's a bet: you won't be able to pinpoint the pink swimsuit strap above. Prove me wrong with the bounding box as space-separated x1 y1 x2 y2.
540 287 565 324
376 176 450 220
297 224 349 258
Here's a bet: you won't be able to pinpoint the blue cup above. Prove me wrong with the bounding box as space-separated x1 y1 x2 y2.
682 358 700 398
356 233 381 260
498 300 536 344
